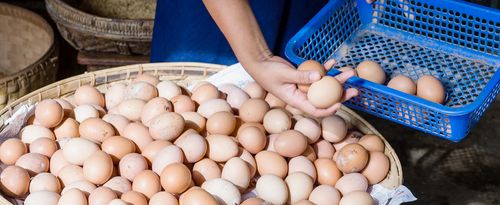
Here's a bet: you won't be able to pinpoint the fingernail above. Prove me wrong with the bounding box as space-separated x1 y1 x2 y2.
309 72 321 81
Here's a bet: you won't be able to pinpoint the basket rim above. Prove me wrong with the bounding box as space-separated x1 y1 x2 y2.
0 2 57 83
45 0 153 39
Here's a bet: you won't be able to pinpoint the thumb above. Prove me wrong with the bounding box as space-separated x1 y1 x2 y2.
288 70 322 84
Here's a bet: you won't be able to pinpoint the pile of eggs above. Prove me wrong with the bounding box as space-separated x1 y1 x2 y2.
0 74 391 205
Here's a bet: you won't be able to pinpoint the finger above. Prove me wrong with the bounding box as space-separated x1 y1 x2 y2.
325 103 343 114
324 59 336 71
338 66 355 74
291 100 337 118
334 69 356 83
341 88 359 102
286 70 322 84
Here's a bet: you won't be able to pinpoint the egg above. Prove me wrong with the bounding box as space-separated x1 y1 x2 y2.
122 122 153 152
180 187 220 205
206 135 239 162
118 99 146 121
361 151 390 184
171 95 197 113
58 188 87 205
274 130 308 157
308 185 341 205
202 178 241 205
74 104 100 123
174 133 207 163
294 117 321 144
54 118 80 139
149 112 185 140
321 115 347 143
160 163 192 194
237 122 266 135
58 165 85 187
263 108 291 134
150 191 178 205
191 83 220 104
91 104 107 117
89 187 118 205
239 99 270 123
151 145 184 174
74 85 105 107
222 157 251 191
157 80 182 100
127 82 158 101
83 151 113 185
417 75 446 104
313 140 335 159
255 151 288 178
49 150 70 176
61 180 97 196
28 137 57 158
244 82 266 99
206 111 236 135
333 131 361 152
314 158 342 186
79 118 115 143
0 165 30 197
119 153 149 181
356 60 386 84
192 158 222 186
238 148 257 177
264 93 286 108
339 191 374 205
335 173 368 195
104 176 132 197
286 172 314 204
15 153 49 176
256 174 288 205
62 137 99 165
102 136 136 164
336 143 369 173
302 145 317 161
288 156 317 181
241 197 267 205
297 60 326 92
141 140 172 164
105 83 128 110
237 126 266 154
307 76 343 109
132 170 161 199
19 124 55 144
387 75 416 95
121 191 148 205
24 191 60 205
180 112 206 132
35 99 64 128
141 97 173 126
134 73 159 85
29 172 60 194
54 98 75 117
0 138 27 165
358 134 385 152
197 99 232 118
219 84 250 110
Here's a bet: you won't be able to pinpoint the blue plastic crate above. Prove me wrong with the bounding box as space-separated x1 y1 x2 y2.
285 0 500 142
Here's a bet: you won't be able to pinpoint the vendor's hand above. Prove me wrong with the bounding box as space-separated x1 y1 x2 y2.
248 56 358 118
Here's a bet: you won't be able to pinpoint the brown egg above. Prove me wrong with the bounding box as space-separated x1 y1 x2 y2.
121 191 148 205
54 98 75 118
105 83 128 110
239 99 270 123
102 114 131 136
339 191 374 205
179 112 206 132
160 163 192 194
192 158 222 186
29 138 57 157
171 95 196 113
79 118 115 143
118 99 147 121
356 60 386 84
255 174 287 204
314 158 342 186
219 84 250 110
150 191 178 205
49 150 70 176
141 97 172 126
149 112 185 141
180 187 218 205
206 135 239 162
132 170 161 199
263 108 291 134
237 122 266 135
255 151 288 178
104 176 132 197
119 153 149 181
274 130 308 157
62 138 100 165
307 76 343 109
222 157 251 191
322 115 347 143
297 60 326 92
15 153 49 176
237 126 267 154
0 165 30 197
19 124 55 144
89 187 118 205
388 75 416 95
123 122 153 152
265 93 286 108
286 172 314 204
361 151 390 184
174 133 207 163
197 99 233 118
308 185 341 205
83 151 113 185
417 75 446 104
205 111 236 135
358 134 385 152
294 117 321 144
0 138 27 165
134 74 160 86
127 82 158 101
313 140 335 159
333 131 361 152
74 85 105 107
241 197 266 205
74 104 100 123
58 165 85 187
152 145 184 175
58 188 87 205
102 136 136 164
35 99 64 128
302 145 317 161
243 82 267 99
191 83 220 104
141 140 172 165
289 156 317 182
335 173 368 195
157 80 182 101
61 180 97 196
54 118 79 139
336 143 369 173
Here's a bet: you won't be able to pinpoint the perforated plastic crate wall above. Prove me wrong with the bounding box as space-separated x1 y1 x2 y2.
285 0 500 142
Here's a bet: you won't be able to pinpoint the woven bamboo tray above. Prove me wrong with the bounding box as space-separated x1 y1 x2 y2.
0 3 58 111
0 62 403 204
45 0 154 55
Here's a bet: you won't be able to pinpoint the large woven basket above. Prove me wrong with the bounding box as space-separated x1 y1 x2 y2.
0 3 58 110
45 0 154 55
0 62 403 204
